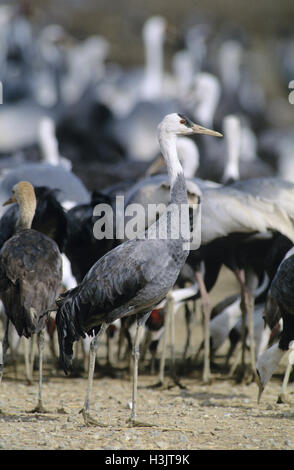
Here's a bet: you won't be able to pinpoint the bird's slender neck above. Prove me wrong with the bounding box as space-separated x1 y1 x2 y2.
15 197 36 232
39 121 60 165
223 120 241 183
257 342 286 389
158 131 187 205
142 30 164 98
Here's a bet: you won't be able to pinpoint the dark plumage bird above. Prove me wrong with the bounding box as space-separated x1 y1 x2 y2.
64 191 117 284
256 249 294 403
0 182 62 412
55 113 222 426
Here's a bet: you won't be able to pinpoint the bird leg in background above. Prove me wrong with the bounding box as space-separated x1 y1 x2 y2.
183 301 196 360
170 300 175 373
128 311 154 427
24 335 37 385
234 269 257 382
140 328 152 364
0 318 9 385
195 270 211 384
106 329 114 367
117 319 128 361
80 323 108 426
30 331 47 413
154 300 171 388
152 295 182 389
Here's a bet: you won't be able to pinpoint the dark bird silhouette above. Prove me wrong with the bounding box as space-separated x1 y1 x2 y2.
0 182 62 412
64 191 117 284
256 249 294 403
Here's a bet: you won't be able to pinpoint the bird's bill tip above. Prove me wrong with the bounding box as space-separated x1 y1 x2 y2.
3 196 16 207
192 123 223 138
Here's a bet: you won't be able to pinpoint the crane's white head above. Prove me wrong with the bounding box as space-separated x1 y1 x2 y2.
142 16 166 42
158 113 223 137
158 114 222 185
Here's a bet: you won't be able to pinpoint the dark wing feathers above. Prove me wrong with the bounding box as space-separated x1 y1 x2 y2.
58 240 148 328
56 238 163 374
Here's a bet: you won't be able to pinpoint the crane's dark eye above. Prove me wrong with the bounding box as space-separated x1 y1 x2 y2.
180 119 186 124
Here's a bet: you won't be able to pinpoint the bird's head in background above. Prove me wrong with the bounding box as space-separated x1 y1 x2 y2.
3 181 37 231
3 181 37 210
158 113 223 138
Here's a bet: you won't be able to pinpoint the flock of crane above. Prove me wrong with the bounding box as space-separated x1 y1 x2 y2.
0 4 294 429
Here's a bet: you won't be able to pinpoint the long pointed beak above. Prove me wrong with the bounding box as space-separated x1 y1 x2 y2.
3 195 16 207
193 124 223 138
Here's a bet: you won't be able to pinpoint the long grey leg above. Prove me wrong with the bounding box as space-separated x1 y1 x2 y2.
129 311 154 427
157 298 172 386
30 331 47 413
80 323 107 426
195 271 211 384
234 269 258 382
0 318 10 384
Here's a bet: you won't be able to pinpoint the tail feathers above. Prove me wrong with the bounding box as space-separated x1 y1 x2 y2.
14 307 37 339
55 297 85 375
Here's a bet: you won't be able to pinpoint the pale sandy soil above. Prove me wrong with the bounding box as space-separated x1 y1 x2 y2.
0 267 294 451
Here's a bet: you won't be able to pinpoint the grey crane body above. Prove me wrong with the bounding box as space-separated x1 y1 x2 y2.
56 172 189 373
55 113 222 425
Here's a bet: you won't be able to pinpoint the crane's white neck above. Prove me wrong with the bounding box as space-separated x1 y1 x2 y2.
192 76 221 128
278 142 294 182
222 116 241 183
141 24 165 99
218 40 242 92
158 131 184 189
38 118 60 165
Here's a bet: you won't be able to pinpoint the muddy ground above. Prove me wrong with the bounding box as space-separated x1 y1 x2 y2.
0 267 294 451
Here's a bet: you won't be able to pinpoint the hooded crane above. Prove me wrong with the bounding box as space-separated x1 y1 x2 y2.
0 182 62 412
256 249 294 403
55 113 222 427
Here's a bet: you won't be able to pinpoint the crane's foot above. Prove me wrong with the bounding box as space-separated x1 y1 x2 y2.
29 403 48 414
79 408 108 427
127 417 155 428
232 363 255 384
171 374 187 390
202 375 212 385
202 366 212 385
148 380 164 389
277 393 290 404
